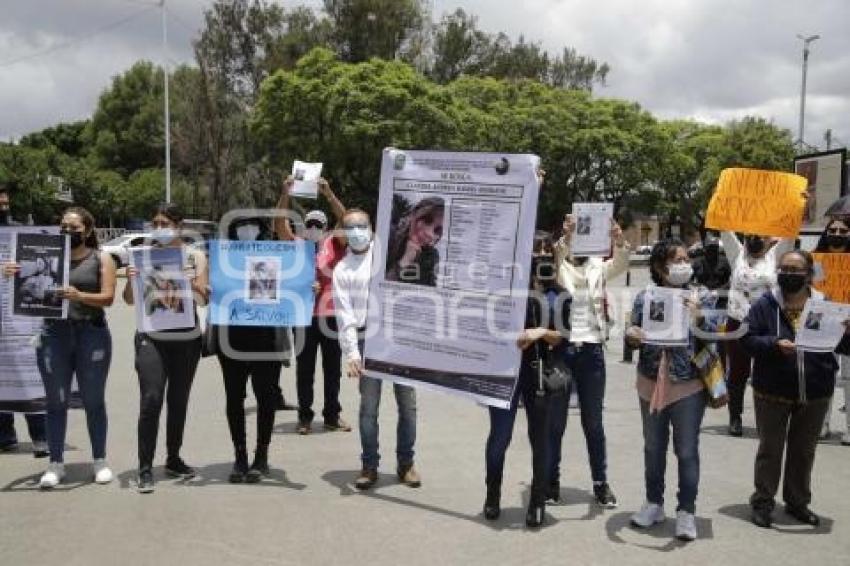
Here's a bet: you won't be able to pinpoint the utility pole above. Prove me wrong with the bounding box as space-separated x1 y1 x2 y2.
825 129 832 150
161 0 172 203
796 34 820 151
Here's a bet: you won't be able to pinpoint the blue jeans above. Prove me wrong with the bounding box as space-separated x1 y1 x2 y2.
485 360 564 500
359 375 416 470
639 392 707 514
0 413 46 446
36 320 112 463
563 342 608 483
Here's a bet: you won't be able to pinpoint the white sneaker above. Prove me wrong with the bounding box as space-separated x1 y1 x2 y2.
675 510 698 541
631 502 665 528
93 459 113 484
39 462 65 489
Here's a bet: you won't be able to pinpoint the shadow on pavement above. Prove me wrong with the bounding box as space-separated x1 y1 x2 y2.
701 424 759 439
717 503 834 535
547 486 606 521
605 511 714 552
1 462 95 493
321 469 558 532
115 463 307 491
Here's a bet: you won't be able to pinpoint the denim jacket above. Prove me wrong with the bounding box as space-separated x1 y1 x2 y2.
631 286 720 382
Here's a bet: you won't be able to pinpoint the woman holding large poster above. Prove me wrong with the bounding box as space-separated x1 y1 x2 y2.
3 207 117 489
483 232 571 528
123 203 208 494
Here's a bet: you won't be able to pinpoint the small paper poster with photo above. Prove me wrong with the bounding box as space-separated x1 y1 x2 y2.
11 232 69 319
641 286 690 346
291 160 323 199
129 247 195 332
571 202 614 257
795 299 850 353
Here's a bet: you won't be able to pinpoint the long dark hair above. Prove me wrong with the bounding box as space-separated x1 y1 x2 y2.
649 237 686 286
814 218 850 253
153 202 184 225
64 206 98 248
387 197 445 268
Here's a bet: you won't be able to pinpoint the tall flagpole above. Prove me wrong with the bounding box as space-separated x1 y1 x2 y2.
161 0 172 203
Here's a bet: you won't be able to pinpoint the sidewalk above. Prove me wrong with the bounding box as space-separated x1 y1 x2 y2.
1 274 848 566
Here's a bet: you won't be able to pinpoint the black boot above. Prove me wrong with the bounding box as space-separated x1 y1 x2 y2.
526 483 546 528
483 482 501 520
246 445 269 483
229 446 249 484
546 480 561 503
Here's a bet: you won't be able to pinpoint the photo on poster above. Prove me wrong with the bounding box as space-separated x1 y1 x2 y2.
11 232 68 319
649 300 666 323
246 257 280 303
290 160 323 199
385 193 446 287
804 311 823 331
576 215 592 235
570 202 614 257
130 247 194 332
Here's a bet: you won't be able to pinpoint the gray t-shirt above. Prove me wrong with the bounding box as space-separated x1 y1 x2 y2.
68 250 104 321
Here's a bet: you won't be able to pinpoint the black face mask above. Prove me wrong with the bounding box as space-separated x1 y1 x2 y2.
532 255 557 284
777 272 807 294
61 230 85 249
825 234 848 250
745 237 765 256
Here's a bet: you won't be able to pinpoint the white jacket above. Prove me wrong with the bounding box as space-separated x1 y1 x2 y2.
554 237 630 342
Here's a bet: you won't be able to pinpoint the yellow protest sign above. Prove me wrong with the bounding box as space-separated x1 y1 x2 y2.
814 253 850 304
705 168 808 238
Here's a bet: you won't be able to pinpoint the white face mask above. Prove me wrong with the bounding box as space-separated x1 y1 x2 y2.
235 224 261 241
666 263 693 287
304 227 324 243
346 227 372 252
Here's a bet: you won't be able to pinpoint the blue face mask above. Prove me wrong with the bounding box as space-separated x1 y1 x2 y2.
346 227 371 252
152 228 177 246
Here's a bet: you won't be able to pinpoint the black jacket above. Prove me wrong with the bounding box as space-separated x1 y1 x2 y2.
742 289 850 401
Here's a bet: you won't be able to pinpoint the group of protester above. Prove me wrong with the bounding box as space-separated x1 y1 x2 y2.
2 172 849 542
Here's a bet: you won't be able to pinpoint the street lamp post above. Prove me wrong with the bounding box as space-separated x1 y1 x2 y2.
161 0 171 203
797 33 820 151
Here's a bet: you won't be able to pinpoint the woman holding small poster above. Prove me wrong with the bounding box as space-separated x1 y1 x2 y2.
625 238 724 542
123 203 208 494
3 207 117 489
743 250 850 528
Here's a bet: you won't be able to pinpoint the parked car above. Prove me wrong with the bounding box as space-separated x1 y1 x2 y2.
100 233 150 268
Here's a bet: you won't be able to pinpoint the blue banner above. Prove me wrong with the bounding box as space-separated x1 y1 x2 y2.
209 240 316 327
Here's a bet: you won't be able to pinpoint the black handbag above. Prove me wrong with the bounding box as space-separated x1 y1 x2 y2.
531 296 572 394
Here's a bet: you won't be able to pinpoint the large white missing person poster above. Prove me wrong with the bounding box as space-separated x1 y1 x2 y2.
129 247 195 332
641 286 690 346
11 232 69 319
571 202 614 257
290 160 323 199
796 299 850 353
0 227 58 412
363 149 541 408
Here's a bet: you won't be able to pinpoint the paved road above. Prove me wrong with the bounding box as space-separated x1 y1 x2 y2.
2 268 849 566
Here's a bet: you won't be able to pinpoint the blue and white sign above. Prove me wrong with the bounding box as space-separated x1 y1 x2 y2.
209 240 315 327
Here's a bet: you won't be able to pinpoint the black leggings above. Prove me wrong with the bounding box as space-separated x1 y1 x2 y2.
217 355 282 450
135 333 202 471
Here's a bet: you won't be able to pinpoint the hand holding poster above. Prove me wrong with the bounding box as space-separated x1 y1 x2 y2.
364 149 541 408
130 247 195 332
11 232 69 319
813 253 850 304
641 286 690 346
209 240 315 327
571 202 614 257
796 299 850 353
291 161 323 199
705 168 808 238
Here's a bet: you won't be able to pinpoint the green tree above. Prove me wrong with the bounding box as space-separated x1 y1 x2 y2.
323 0 425 63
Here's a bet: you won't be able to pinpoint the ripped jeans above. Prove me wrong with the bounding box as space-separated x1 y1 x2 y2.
36 320 112 463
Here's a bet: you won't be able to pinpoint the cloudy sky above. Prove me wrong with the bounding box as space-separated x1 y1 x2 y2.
2 0 848 150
